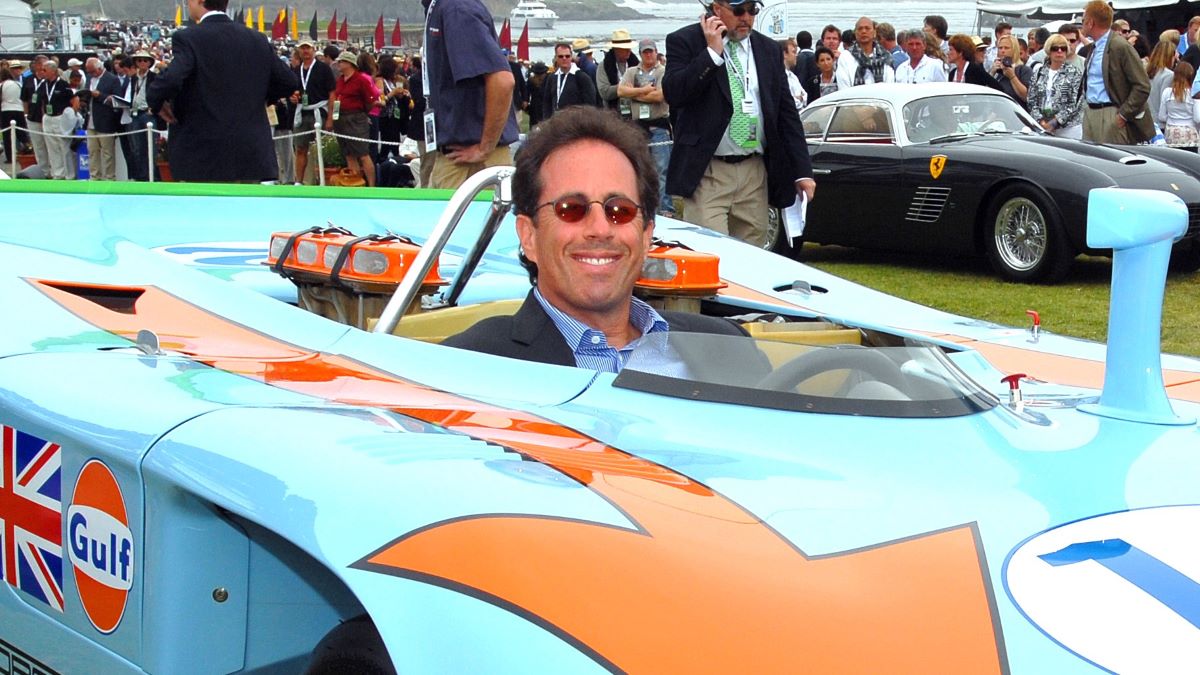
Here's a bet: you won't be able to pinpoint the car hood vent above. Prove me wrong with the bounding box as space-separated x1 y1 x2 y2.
906 186 951 223
1119 155 1149 165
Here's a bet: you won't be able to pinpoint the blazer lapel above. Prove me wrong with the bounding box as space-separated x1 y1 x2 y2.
511 292 576 367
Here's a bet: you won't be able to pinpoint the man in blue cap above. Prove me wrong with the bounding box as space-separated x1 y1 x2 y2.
663 0 815 248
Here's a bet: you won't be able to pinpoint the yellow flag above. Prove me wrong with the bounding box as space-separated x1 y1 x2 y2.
257 6 265 32
174 4 181 26
244 8 254 28
290 7 299 40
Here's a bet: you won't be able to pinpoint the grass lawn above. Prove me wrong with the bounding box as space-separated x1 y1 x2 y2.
796 245 1200 358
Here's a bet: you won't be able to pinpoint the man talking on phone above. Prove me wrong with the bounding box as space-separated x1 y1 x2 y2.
662 0 815 249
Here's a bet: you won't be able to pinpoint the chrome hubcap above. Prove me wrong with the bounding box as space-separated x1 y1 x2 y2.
994 197 1047 272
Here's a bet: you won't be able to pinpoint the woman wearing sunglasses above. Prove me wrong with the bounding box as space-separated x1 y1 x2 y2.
1026 34 1083 139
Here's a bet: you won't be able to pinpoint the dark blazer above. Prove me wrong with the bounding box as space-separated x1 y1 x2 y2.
542 69 598 117
147 14 295 182
662 25 812 209
86 70 124 133
949 61 1001 90
442 291 749 368
793 49 817 102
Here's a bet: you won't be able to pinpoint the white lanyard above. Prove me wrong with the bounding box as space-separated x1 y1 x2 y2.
300 62 313 92
556 71 568 106
725 39 751 98
43 80 58 106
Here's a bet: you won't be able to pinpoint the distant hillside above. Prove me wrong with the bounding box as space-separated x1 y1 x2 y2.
71 0 644 23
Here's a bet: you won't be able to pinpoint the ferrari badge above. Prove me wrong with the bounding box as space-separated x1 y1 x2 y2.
930 155 948 180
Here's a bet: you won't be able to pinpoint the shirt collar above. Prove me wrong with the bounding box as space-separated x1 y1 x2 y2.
198 10 227 23
533 287 669 353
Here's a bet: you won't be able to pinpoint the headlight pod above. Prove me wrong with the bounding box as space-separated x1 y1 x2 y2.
353 250 389 275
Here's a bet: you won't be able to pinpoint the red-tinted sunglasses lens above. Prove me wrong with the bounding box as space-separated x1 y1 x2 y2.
549 195 641 224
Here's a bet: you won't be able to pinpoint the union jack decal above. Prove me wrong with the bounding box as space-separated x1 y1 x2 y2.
0 424 64 612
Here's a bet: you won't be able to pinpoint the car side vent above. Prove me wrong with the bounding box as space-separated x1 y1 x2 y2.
906 187 951 223
37 281 144 314
1188 204 1200 237
1119 156 1148 165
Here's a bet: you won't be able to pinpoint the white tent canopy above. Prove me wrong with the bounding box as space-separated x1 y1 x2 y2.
0 0 34 51
977 0 1181 17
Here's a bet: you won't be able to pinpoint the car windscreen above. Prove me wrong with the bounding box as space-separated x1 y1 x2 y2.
904 94 1040 143
612 332 997 418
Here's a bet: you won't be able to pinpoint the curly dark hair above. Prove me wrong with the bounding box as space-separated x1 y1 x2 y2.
512 106 659 284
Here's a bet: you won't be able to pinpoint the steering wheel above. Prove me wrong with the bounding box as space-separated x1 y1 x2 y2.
757 346 908 393
979 118 1008 132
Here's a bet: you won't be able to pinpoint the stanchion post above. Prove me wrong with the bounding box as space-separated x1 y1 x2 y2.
146 123 155 183
7 120 16 177
315 121 326 186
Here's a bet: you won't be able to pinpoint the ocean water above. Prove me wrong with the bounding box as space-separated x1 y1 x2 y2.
508 0 983 63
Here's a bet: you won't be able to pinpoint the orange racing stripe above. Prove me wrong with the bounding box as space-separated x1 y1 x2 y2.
36 280 1006 673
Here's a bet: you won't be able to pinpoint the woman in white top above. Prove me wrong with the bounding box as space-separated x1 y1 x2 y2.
1145 40 1176 131
0 62 27 162
1160 62 1200 148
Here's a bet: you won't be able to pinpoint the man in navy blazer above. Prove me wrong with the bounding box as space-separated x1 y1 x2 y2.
663 0 815 248
147 0 295 183
81 57 123 181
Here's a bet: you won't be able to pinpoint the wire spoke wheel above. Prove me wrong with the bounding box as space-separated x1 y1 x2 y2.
993 197 1047 272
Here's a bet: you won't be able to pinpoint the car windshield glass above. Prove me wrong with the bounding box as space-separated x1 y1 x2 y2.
612 332 997 418
905 94 1039 143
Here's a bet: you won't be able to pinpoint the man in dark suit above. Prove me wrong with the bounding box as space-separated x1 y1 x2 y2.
792 31 817 91
543 42 599 120
1079 0 1152 144
81 57 122 181
147 0 294 183
443 106 746 372
662 0 815 248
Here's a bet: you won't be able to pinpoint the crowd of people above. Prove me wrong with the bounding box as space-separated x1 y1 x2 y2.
1 1 1193 209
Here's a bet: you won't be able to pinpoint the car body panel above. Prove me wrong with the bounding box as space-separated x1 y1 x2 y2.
1 180 1199 672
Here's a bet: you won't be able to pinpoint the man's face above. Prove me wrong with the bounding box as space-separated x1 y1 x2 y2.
554 48 573 71
854 18 875 47
186 0 205 23
640 47 657 68
783 42 797 68
613 47 631 61
1063 30 1079 56
135 58 152 73
713 1 755 42
905 35 925 61
995 27 1011 41
300 45 315 62
822 29 840 51
517 139 653 329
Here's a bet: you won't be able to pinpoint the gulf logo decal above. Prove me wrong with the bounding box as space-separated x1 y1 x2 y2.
1005 505 1200 672
67 459 133 634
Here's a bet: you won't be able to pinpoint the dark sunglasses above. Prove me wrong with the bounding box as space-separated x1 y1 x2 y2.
1048 45 1068 52
555 54 573 59
535 194 642 225
724 3 761 16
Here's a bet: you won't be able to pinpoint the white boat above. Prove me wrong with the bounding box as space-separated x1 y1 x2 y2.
510 0 558 30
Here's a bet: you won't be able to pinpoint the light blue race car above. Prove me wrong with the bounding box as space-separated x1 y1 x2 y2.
0 174 1197 674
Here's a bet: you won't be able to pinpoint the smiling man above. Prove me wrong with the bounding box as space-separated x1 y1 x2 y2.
443 106 746 371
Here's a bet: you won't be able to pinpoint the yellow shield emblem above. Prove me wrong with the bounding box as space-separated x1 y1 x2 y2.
930 155 948 180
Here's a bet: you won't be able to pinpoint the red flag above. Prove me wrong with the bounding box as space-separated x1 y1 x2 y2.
391 19 403 47
374 15 385 50
339 18 348 42
271 9 286 40
327 10 337 40
517 21 529 61
498 18 511 50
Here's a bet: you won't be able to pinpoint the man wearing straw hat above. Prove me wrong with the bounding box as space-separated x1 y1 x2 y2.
597 28 639 118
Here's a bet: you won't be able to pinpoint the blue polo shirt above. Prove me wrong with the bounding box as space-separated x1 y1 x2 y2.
423 0 519 148
533 288 682 375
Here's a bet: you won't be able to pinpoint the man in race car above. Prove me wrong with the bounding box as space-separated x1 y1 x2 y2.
443 106 746 372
